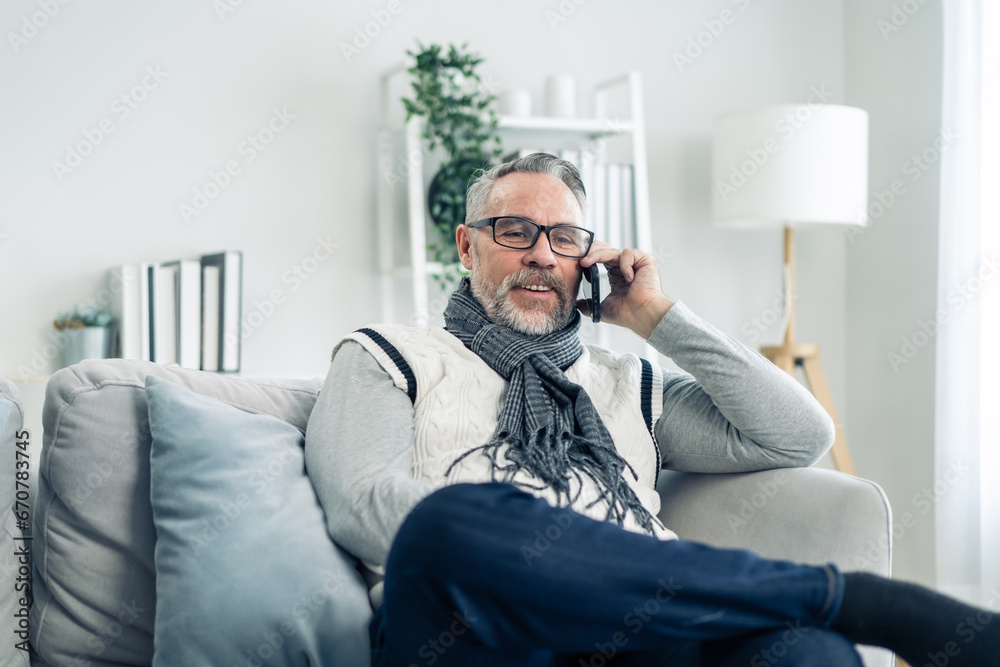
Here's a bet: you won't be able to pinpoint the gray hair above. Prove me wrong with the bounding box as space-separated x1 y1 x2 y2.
464 152 587 225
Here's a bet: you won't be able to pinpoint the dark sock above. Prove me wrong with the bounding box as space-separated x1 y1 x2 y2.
831 572 999 666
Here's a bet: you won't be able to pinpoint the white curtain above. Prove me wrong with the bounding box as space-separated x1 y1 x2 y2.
977 0 1000 602
936 0 999 604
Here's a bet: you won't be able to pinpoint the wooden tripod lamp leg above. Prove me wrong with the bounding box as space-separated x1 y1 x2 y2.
801 355 856 476
762 227 857 476
769 350 796 376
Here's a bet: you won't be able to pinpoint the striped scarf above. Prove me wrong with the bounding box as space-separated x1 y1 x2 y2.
443 277 656 534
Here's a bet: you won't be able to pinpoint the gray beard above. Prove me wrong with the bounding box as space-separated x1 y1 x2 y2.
469 251 576 336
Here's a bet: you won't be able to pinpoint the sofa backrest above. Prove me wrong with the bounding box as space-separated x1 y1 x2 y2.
30 360 323 667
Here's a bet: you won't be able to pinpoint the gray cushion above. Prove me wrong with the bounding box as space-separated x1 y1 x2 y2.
146 375 371 666
29 360 367 667
1 376 31 667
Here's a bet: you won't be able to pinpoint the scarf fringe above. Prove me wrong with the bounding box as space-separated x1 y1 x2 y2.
444 431 656 534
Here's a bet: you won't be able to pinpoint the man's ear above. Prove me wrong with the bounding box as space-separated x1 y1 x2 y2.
456 224 474 270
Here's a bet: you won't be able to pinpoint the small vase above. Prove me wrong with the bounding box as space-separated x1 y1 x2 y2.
62 327 111 367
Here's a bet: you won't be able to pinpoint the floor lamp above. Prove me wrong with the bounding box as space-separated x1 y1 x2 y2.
711 104 869 475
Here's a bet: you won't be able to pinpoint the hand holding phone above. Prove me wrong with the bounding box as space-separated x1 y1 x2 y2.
582 263 601 323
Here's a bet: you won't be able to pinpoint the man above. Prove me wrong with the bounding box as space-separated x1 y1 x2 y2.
305 153 997 666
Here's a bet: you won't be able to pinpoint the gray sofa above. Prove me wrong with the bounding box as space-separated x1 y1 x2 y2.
0 361 894 666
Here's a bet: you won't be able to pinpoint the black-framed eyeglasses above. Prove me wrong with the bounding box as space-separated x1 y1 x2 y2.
468 217 594 258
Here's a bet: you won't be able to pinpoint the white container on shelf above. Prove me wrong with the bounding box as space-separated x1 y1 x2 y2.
545 74 576 118
498 89 531 117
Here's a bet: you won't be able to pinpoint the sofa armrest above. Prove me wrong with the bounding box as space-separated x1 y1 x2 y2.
656 467 891 575
656 467 893 667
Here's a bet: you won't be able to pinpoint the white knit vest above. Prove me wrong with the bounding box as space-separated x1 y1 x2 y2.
336 325 677 540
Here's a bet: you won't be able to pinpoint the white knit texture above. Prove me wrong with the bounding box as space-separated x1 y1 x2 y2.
350 325 675 541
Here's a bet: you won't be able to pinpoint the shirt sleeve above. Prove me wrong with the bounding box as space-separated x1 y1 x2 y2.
647 301 836 472
304 339 435 571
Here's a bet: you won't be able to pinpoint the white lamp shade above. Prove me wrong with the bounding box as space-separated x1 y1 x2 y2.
711 104 869 228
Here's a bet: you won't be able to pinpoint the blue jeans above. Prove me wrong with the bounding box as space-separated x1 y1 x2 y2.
370 482 863 666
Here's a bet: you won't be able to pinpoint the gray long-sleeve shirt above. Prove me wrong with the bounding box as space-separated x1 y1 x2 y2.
304 301 835 578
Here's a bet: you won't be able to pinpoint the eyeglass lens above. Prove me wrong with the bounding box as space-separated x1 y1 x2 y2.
494 218 590 256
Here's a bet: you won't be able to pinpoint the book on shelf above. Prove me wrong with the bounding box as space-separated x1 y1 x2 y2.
162 259 202 370
621 164 635 249
106 251 242 372
200 251 243 373
578 151 596 231
201 265 221 372
139 262 154 361
107 262 154 362
606 163 622 250
108 265 143 360
150 263 177 366
595 162 636 248
591 162 608 244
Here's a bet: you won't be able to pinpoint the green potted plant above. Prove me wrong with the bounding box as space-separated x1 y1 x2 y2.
53 306 114 367
402 42 503 277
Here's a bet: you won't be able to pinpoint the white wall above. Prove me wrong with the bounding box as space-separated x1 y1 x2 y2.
0 0 847 395
844 0 944 588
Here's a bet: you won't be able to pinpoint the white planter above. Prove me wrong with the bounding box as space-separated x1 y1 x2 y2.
62 327 111 367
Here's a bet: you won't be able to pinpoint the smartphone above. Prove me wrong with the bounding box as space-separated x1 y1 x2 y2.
582 263 601 323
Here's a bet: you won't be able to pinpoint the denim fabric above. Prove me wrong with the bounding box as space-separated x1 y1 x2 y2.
372 482 860 667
